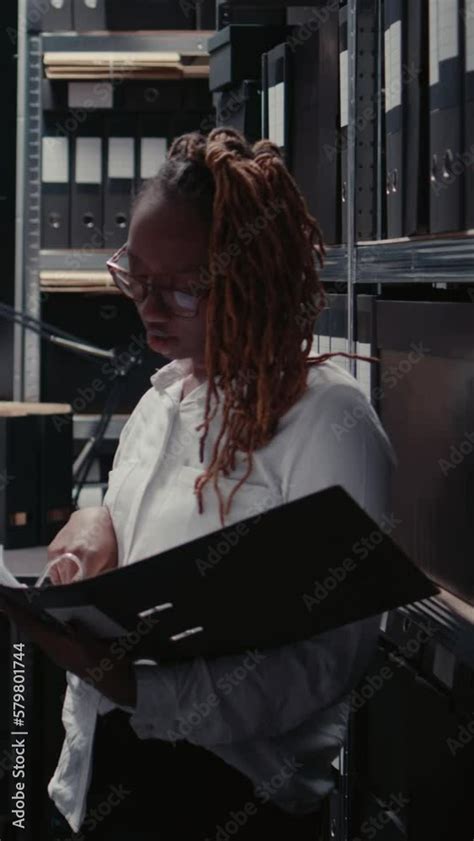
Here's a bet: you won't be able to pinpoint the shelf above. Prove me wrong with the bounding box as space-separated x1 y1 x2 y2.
40 267 119 294
74 413 129 440
41 32 213 56
39 234 474 288
357 232 474 284
43 48 209 81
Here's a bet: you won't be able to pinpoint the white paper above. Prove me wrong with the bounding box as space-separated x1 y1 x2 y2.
42 137 69 184
274 81 285 148
438 0 459 62
108 138 135 179
429 0 440 86
356 340 373 403
140 137 167 180
339 49 349 128
385 21 402 113
75 137 102 185
466 1 474 73
268 84 276 144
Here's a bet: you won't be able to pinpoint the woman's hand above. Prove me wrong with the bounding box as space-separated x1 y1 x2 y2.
0 594 136 708
47 507 118 584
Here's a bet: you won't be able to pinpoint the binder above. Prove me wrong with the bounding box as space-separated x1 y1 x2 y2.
465 1 474 229
384 0 404 238
290 6 339 244
70 116 104 249
355 0 379 240
0 486 439 663
104 116 137 250
41 125 70 249
137 115 169 191
405 0 429 236
214 81 262 144
339 2 349 243
36 413 73 547
261 42 290 158
0 415 39 550
429 0 463 233
27 0 73 32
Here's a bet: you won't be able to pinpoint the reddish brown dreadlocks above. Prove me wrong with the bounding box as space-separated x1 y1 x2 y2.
133 127 377 527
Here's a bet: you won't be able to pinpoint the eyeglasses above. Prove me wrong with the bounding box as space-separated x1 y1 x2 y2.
106 243 209 318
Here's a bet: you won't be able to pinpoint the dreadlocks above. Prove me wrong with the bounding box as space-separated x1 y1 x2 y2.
133 127 376 527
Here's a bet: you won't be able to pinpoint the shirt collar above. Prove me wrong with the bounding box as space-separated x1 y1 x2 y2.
150 358 194 394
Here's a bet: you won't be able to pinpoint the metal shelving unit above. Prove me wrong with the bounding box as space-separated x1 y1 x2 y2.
15 0 474 399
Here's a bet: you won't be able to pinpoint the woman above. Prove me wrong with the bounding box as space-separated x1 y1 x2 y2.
1 128 396 840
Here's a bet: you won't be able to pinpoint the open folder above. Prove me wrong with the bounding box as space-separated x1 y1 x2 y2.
0 486 439 663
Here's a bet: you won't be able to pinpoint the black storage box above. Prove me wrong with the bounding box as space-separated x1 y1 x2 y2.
0 407 73 550
208 24 288 92
73 0 215 32
213 80 262 143
216 1 286 28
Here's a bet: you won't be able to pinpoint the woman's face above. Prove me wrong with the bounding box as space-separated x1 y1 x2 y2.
128 195 211 365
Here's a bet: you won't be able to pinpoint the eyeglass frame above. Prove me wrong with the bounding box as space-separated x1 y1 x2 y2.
106 243 210 318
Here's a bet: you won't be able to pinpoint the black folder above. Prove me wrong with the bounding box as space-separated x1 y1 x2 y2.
41 116 70 250
465 6 474 230
384 0 404 238
261 42 290 159
405 0 429 237
104 115 137 250
36 412 73 547
70 115 104 249
214 80 262 144
429 0 463 233
339 2 348 244
28 0 73 32
289 7 339 244
1 486 439 664
0 416 39 550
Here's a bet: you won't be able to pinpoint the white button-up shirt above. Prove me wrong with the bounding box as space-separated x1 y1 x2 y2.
48 357 396 832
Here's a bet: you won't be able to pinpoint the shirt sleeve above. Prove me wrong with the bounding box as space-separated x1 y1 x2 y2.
126 381 396 746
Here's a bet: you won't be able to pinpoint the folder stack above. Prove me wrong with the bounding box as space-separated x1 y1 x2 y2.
429 0 463 234
43 52 210 81
0 404 73 550
39 270 117 294
41 106 171 250
28 0 216 32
